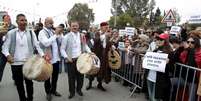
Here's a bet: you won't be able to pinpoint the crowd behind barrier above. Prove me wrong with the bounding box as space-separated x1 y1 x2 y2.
112 51 145 96
112 49 201 101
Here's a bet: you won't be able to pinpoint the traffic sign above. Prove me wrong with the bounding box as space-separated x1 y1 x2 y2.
161 9 176 23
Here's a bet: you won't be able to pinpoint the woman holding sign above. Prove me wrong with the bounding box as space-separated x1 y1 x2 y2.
146 33 173 101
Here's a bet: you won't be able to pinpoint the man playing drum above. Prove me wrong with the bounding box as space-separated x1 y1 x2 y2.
2 14 44 101
86 22 112 91
60 21 91 99
38 17 63 101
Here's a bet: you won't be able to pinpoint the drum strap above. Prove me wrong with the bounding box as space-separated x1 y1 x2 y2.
42 29 53 54
30 30 38 54
43 29 61 58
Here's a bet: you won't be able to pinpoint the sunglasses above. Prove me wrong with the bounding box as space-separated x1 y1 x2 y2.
187 41 195 44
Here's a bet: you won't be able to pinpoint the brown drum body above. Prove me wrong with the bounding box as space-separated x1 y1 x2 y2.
108 50 121 69
23 55 53 82
76 53 100 75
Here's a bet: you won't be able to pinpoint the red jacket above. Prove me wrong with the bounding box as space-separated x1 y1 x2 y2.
180 48 201 68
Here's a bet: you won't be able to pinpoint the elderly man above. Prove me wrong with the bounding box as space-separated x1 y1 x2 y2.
2 14 44 101
38 17 63 101
86 22 112 91
60 21 91 99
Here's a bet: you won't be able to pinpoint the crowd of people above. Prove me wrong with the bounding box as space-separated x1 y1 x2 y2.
0 13 201 101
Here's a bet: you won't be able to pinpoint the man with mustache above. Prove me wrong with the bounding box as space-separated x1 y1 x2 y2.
2 14 44 101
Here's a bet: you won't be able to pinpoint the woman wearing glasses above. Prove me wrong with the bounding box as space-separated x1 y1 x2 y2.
179 36 201 101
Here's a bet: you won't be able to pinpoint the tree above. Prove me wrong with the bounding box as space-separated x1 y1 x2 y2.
109 13 134 29
111 0 155 27
67 3 94 30
154 7 162 25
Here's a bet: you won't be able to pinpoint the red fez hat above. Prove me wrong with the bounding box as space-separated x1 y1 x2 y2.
100 22 108 27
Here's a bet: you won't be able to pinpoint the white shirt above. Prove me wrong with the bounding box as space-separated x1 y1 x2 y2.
100 34 106 48
38 28 60 64
147 40 157 82
147 70 157 82
147 41 157 52
60 32 91 60
2 29 44 65
14 30 29 65
71 32 81 58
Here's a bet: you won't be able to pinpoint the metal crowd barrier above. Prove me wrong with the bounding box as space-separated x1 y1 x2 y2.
111 51 145 97
170 63 201 101
112 51 201 100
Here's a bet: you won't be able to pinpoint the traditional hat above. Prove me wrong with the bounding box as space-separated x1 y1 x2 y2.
100 22 108 27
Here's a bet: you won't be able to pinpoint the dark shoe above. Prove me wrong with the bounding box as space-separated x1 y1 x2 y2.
68 94 75 99
52 91 62 97
77 91 83 96
97 84 106 91
46 94 52 101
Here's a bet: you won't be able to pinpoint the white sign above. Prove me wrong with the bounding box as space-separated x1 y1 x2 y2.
142 52 168 73
167 22 173 27
119 29 126 36
125 27 135 36
189 15 201 24
161 9 176 23
118 42 125 50
170 26 181 35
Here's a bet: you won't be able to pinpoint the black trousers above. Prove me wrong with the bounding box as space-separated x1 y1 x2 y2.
87 74 103 84
44 61 60 94
11 65 33 101
0 52 7 82
67 59 84 95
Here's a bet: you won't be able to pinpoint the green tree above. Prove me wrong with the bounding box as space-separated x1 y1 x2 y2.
148 0 156 25
67 3 94 30
111 0 155 27
154 7 162 25
109 13 133 29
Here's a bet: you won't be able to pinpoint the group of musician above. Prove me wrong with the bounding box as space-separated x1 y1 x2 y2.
0 14 116 101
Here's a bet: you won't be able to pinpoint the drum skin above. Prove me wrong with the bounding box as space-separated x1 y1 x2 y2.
108 50 121 69
23 55 53 82
76 53 100 75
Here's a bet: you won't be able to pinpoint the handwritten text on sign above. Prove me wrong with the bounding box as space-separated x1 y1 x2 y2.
125 27 135 36
118 42 125 50
142 52 168 73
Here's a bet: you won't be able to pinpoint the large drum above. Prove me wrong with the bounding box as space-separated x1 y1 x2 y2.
23 55 53 82
108 50 121 69
76 53 100 75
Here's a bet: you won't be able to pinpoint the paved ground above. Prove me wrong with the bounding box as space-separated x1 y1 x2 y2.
0 64 147 101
